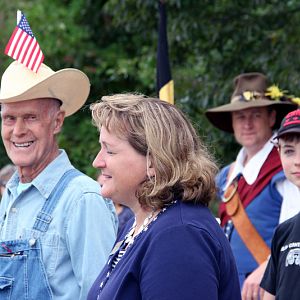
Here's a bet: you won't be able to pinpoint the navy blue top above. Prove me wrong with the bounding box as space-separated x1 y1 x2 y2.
87 200 241 300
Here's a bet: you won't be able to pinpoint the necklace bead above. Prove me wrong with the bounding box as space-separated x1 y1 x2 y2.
97 201 177 296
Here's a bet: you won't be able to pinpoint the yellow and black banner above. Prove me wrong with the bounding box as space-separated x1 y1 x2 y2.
157 1 174 104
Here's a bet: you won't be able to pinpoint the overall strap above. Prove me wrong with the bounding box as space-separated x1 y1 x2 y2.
32 169 82 233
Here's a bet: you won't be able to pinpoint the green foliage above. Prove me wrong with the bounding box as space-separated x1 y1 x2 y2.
0 0 300 178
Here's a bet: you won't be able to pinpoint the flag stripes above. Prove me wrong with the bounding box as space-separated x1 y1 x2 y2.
5 11 44 73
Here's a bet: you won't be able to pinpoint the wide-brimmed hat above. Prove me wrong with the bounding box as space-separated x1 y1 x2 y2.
0 61 90 117
205 72 298 133
274 109 300 139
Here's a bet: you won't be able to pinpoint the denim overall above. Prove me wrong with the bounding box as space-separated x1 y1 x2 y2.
0 169 81 299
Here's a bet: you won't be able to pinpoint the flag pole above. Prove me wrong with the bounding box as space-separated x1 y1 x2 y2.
156 0 174 104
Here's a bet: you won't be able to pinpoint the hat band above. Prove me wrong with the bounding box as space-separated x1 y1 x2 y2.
231 91 268 103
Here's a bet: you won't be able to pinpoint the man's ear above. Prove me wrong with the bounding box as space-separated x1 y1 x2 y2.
269 109 276 128
53 110 65 135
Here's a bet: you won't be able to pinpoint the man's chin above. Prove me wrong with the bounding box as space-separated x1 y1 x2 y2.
9 161 31 168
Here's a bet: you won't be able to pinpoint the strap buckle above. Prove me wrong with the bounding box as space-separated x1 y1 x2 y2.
222 180 238 203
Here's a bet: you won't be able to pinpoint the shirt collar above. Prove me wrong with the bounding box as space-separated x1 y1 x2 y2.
6 150 74 199
227 133 277 186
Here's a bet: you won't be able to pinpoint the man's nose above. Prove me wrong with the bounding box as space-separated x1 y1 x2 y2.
243 116 253 128
13 118 27 136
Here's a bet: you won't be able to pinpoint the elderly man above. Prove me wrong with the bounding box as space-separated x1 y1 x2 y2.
0 61 117 299
206 73 299 299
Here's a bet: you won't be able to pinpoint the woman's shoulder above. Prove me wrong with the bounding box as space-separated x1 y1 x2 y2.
151 201 222 241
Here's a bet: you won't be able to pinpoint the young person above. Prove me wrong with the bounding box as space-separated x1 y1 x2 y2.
261 109 300 299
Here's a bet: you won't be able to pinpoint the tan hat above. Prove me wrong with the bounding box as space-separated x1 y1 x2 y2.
205 72 298 132
0 61 90 117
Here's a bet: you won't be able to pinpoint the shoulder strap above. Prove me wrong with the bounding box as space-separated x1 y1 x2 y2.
32 169 82 233
218 162 235 226
223 181 270 264
220 147 282 226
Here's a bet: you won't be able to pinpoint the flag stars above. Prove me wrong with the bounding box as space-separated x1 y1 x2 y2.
18 16 34 37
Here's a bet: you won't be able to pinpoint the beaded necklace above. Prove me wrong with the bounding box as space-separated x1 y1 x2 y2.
97 201 176 297
111 210 156 269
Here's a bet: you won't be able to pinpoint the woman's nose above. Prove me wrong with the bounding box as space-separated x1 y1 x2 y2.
93 150 106 169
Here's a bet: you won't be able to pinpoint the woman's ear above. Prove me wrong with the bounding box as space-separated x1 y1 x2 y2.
147 154 156 178
147 166 156 178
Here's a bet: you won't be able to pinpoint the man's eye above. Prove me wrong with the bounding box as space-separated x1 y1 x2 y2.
26 115 37 120
3 116 15 122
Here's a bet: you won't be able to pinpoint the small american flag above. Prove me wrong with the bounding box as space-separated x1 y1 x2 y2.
5 10 44 73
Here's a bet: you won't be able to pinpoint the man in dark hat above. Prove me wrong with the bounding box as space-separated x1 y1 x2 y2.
0 61 117 299
206 73 299 299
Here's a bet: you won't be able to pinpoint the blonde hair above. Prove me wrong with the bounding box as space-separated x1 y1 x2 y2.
91 93 218 209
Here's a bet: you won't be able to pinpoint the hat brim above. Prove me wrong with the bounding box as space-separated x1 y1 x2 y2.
0 68 90 117
205 100 298 133
274 127 300 140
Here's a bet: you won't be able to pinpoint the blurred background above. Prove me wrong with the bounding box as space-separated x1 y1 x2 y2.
1 0 300 183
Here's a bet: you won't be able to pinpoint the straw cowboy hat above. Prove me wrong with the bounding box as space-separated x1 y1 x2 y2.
205 72 298 133
0 61 90 117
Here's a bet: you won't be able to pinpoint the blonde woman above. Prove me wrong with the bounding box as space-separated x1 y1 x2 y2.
88 94 241 300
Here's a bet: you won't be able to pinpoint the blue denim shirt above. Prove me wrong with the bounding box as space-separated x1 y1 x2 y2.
0 150 118 300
